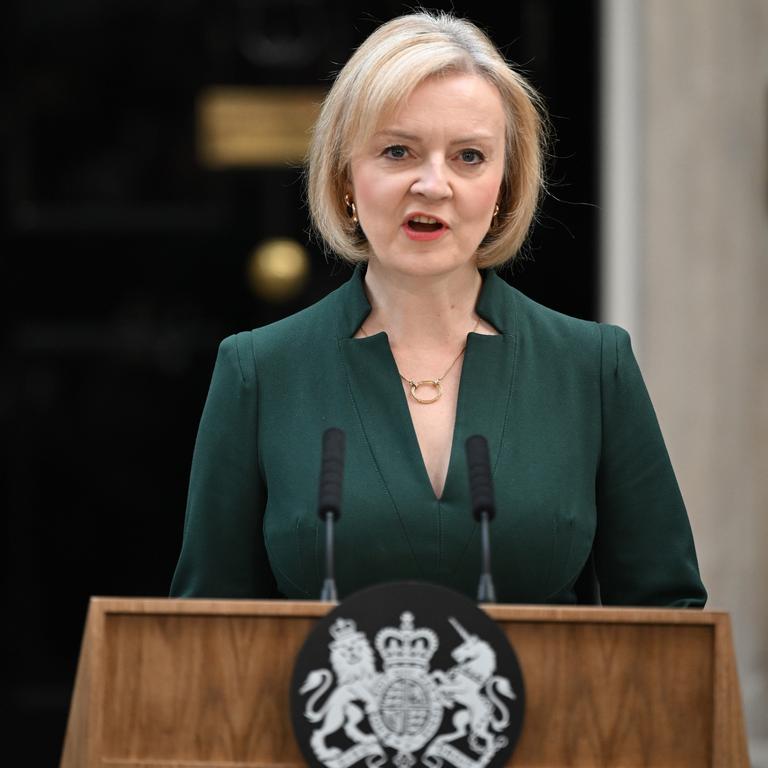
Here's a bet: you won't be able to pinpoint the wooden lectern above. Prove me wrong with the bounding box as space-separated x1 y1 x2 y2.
60 598 749 767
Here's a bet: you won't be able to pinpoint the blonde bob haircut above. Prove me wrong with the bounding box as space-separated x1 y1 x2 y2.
306 9 549 268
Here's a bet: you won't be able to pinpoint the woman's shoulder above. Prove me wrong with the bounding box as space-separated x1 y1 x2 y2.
486 272 633 375
491 273 606 340
524 291 636 381
253 283 345 342
215 274 355 371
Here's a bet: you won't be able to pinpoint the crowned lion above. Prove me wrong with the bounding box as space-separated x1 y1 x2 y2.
300 618 381 760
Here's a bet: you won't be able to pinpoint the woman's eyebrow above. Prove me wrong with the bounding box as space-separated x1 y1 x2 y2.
374 129 497 144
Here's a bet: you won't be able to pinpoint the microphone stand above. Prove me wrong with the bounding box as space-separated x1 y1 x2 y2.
317 428 345 602
465 434 497 603
477 509 496 603
321 515 337 603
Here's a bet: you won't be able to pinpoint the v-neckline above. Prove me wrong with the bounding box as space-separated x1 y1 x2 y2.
363 328 479 503
337 264 518 528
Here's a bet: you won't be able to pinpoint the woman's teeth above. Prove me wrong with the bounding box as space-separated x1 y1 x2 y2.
409 217 443 231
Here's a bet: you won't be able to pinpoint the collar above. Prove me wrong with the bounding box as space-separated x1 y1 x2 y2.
335 262 515 339
335 261 517 509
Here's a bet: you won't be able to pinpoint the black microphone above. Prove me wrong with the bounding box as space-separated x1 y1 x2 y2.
317 427 345 602
465 434 497 603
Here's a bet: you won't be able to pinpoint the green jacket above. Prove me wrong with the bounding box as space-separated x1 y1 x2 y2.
170 264 706 606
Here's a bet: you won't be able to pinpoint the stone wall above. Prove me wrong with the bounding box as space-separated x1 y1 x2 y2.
601 0 768 762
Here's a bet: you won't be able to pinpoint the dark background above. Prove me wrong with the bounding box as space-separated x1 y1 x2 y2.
0 1 598 763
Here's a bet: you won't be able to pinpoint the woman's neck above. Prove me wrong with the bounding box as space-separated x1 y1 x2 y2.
361 260 484 351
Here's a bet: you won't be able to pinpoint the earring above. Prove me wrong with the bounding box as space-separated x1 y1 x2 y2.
344 193 359 225
493 203 500 222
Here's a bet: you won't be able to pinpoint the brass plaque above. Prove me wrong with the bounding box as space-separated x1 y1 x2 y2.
197 86 326 168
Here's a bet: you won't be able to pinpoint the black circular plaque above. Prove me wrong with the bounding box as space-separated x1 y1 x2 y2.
291 581 525 768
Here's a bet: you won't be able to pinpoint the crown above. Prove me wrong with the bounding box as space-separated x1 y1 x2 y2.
375 612 438 670
328 617 366 648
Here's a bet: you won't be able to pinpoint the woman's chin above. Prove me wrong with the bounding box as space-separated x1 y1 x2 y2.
368 249 477 280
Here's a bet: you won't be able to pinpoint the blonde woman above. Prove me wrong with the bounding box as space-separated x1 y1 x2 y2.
171 11 706 607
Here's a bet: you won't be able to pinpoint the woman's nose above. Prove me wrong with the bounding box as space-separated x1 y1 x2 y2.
410 158 453 199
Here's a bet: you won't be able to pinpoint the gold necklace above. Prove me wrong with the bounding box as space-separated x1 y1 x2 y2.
358 318 480 404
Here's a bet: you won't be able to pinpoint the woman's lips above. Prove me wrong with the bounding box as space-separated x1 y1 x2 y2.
402 222 449 241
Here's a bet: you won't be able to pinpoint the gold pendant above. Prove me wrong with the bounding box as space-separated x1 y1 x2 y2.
410 379 442 404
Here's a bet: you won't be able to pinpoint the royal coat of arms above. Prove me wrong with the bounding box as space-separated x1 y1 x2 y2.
297 610 517 768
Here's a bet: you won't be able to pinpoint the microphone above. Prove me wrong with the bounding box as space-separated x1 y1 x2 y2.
465 434 497 603
317 427 345 602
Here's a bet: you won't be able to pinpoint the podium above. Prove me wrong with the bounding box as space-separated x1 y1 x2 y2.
60 598 749 767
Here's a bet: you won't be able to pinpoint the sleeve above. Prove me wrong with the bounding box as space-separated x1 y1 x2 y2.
594 324 707 607
169 332 278 598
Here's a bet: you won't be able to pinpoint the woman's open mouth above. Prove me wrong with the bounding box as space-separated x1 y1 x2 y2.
402 215 448 241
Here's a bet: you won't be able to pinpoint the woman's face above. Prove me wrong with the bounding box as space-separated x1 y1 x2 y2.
348 72 507 280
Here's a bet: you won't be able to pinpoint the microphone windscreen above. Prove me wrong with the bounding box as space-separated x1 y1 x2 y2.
466 434 496 521
318 427 345 520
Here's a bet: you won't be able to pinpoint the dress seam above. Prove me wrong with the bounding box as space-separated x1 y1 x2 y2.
338 338 424 577
437 500 443 573
492 303 519 479
450 295 519 579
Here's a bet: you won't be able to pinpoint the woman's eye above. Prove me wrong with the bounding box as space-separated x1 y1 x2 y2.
459 149 485 164
381 145 485 164
383 145 408 160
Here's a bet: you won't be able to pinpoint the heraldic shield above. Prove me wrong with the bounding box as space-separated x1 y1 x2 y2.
290 582 525 768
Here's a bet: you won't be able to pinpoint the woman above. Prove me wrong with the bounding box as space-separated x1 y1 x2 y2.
170 11 706 606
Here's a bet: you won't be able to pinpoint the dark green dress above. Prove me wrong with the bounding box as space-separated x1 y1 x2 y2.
170 264 706 606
